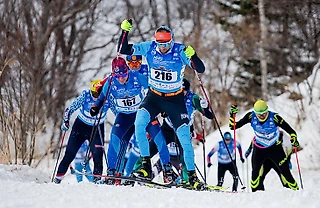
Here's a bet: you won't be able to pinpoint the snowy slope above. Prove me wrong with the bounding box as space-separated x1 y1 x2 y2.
0 162 319 208
1 51 320 208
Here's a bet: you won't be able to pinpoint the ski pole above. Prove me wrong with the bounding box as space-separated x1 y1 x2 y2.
246 158 250 192
51 131 67 182
294 147 304 189
201 115 207 184
233 109 237 161
190 59 245 189
97 125 108 167
195 163 206 182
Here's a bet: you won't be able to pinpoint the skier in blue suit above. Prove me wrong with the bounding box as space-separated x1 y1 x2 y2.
90 57 172 184
207 132 245 192
118 19 206 190
54 80 107 184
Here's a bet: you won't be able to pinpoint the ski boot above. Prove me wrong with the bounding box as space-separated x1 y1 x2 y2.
176 180 193 190
93 176 104 184
104 168 116 185
163 163 177 183
53 177 62 184
133 157 152 180
188 170 206 191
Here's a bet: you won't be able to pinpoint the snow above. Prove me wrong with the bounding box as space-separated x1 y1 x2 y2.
0 162 319 208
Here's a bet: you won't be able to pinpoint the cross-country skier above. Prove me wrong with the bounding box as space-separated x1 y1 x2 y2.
245 131 300 190
53 80 107 184
90 57 173 184
118 19 206 190
124 78 212 188
207 132 245 192
229 100 300 192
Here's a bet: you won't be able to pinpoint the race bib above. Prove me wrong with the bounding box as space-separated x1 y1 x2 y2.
116 95 141 107
151 69 178 82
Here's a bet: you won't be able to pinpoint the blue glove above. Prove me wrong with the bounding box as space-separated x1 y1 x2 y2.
207 162 212 168
61 121 69 131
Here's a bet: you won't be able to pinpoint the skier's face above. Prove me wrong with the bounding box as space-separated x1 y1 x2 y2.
90 91 99 100
157 43 171 54
256 112 269 122
127 60 142 70
115 72 129 84
155 31 172 54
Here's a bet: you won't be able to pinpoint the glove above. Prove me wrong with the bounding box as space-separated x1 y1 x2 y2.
184 46 195 59
207 162 212 168
229 104 238 115
200 98 208 108
229 117 235 129
121 19 132 32
61 121 69 131
245 149 251 158
290 134 299 147
90 106 100 117
192 132 204 143
240 157 245 163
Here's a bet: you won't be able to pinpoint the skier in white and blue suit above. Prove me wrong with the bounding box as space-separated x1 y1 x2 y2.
118 19 206 190
54 80 107 184
90 57 172 183
207 132 245 192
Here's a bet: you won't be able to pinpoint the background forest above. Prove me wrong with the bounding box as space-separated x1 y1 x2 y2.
0 0 319 166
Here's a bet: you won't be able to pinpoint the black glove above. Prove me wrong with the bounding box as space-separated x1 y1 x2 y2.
207 162 212 168
240 157 245 163
90 106 100 117
291 135 299 147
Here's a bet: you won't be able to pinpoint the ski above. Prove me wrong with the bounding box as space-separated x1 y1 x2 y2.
69 166 173 189
206 185 230 191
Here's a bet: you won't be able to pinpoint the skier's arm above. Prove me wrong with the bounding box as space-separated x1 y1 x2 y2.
192 94 214 119
118 30 134 55
94 78 112 109
245 140 254 158
236 142 244 159
63 91 86 122
273 114 299 147
229 112 252 130
207 143 219 163
179 45 205 73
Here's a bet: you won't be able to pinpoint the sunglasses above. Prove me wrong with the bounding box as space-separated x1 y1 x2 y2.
127 60 142 69
156 40 172 48
114 72 128 78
